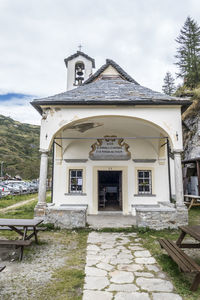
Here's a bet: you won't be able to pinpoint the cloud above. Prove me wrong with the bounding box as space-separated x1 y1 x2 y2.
0 94 41 125
0 0 200 124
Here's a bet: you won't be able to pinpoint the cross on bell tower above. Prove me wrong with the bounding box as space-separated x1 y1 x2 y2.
78 44 83 52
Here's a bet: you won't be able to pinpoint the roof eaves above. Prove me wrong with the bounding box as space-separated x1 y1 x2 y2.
30 101 43 115
31 99 191 109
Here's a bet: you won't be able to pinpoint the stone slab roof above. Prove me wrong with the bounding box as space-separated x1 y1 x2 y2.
64 51 95 68
84 59 139 85
31 77 191 114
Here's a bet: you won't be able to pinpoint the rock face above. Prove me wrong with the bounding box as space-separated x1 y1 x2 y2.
183 116 200 159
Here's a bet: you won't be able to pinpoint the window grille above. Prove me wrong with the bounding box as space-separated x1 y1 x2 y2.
137 170 152 194
69 169 83 193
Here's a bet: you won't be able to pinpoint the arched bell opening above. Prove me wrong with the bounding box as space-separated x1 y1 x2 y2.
74 61 85 86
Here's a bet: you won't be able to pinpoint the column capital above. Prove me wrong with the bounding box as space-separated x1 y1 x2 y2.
39 149 49 154
173 149 183 154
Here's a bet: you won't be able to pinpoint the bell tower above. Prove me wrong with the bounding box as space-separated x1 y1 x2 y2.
64 49 95 91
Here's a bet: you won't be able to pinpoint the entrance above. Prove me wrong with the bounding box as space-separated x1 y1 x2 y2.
98 171 122 211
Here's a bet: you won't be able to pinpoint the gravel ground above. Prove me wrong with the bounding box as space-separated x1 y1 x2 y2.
0 231 76 300
0 233 199 300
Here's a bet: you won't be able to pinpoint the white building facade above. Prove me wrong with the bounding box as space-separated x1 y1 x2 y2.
31 52 191 229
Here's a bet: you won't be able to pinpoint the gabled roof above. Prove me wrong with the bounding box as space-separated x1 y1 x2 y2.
84 59 139 85
31 77 191 115
64 51 95 68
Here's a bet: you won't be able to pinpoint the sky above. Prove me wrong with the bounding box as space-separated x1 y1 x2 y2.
0 0 200 125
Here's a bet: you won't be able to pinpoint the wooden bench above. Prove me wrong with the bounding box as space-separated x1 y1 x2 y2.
0 226 46 231
159 238 200 291
0 239 32 261
184 195 200 210
0 265 6 272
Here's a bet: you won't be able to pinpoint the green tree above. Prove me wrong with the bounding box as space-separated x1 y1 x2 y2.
175 16 200 88
162 72 176 95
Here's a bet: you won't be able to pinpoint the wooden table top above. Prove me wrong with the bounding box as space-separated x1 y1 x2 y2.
0 218 43 227
179 225 200 242
184 195 200 199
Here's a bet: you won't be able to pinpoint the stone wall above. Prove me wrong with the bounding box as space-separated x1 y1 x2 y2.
136 206 188 230
43 205 87 229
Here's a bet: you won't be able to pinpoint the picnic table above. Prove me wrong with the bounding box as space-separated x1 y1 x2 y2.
159 225 200 291
176 225 200 248
184 195 200 210
0 218 43 260
0 218 43 243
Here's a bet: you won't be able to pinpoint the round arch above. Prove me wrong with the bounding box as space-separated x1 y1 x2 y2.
47 115 174 151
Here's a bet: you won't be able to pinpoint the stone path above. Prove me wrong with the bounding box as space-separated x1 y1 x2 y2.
87 214 136 229
83 232 182 300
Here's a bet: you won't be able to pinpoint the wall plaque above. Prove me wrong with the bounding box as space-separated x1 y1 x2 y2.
89 136 131 160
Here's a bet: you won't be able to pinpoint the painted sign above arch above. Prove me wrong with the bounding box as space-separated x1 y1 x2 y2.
89 136 131 160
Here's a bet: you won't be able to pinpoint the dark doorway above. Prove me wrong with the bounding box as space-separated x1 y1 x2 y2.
98 171 122 211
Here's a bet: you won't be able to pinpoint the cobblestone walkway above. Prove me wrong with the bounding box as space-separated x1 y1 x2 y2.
83 232 182 300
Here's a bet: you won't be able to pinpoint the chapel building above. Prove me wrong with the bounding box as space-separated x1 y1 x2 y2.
31 50 191 229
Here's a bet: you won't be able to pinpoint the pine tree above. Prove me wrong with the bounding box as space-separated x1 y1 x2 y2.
162 72 176 95
175 16 200 88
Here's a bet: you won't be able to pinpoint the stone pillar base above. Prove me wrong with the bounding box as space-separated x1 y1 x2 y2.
43 205 88 229
136 205 188 230
176 205 188 226
34 204 47 218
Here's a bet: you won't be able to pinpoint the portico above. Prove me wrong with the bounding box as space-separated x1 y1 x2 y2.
31 52 191 229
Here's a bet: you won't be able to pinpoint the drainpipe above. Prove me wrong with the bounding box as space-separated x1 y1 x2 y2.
196 160 200 196
167 138 172 202
51 140 55 203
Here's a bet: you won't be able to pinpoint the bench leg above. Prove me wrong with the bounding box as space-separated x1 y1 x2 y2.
19 246 24 261
188 199 195 210
191 273 200 291
23 227 27 240
176 231 186 247
34 227 38 244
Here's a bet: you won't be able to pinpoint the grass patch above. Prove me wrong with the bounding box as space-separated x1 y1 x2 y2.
34 229 88 300
188 206 200 225
96 210 200 299
0 193 51 219
1 193 200 299
134 208 200 300
136 227 200 300
0 200 38 219
98 227 136 233
0 193 38 209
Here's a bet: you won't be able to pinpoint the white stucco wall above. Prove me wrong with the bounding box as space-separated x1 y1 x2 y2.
52 136 170 215
38 104 183 215
40 105 183 152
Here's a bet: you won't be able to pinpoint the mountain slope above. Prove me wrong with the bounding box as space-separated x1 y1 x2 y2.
0 115 40 179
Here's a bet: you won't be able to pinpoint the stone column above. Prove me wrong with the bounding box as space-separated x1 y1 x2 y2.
34 151 48 217
174 150 184 207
